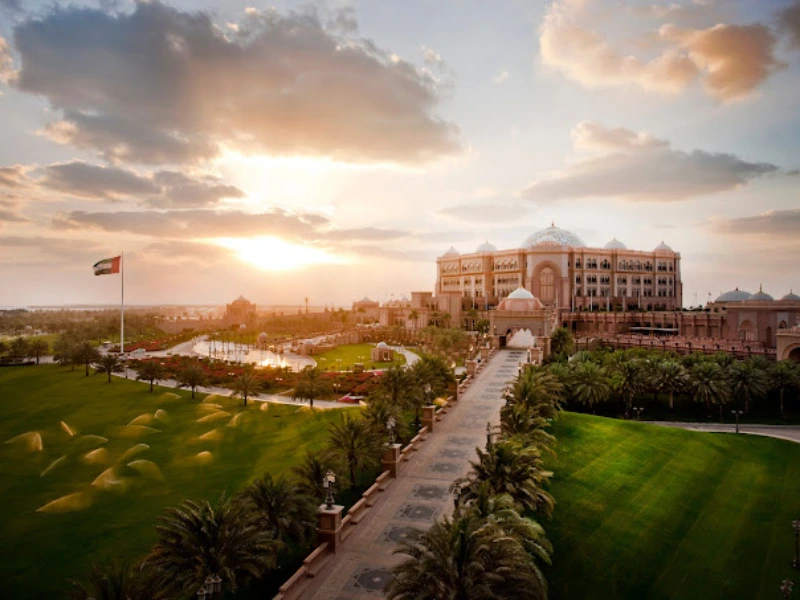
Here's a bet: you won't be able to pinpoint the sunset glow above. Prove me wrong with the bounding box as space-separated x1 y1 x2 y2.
214 237 347 272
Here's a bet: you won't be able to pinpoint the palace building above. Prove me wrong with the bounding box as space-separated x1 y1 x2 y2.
435 223 682 313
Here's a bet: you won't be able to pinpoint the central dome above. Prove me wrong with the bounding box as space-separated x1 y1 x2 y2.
498 287 544 311
507 287 535 299
523 224 585 248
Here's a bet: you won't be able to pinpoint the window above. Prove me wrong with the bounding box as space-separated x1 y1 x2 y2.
539 268 556 303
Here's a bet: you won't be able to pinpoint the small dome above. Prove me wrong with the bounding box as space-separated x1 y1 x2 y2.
523 223 586 248
238 323 247 330
507 287 535 299
654 241 673 252
257 332 268 342
358 296 373 303
376 341 389 349
604 237 627 250
748 285 773 301
781 290 800 301
715 288 752 303
443 246 460 257
476 240 497 253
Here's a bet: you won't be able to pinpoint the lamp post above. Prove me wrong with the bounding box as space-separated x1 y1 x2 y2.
387 415 396 445
452 485 461 512
424 383 433 406
323 470 336 509
486 422 492 447
793 520 800 569
633 406 644 420
732 409 744 434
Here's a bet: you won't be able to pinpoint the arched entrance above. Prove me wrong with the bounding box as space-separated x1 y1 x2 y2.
506 328 536 349
539 268 555 304
789 347 800 362
738 320 755 341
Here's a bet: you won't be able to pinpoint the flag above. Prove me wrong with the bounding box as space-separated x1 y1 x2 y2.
93 256 121 276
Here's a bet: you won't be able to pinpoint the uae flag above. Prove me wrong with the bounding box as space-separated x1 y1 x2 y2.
93 256 121 276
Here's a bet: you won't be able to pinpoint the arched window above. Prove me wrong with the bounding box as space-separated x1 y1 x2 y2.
539 267 555 303
738 320 755 341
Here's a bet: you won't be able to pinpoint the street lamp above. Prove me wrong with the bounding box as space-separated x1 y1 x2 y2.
793 520 800 569
323 470 337 509
452 485 462 511
387 415 396 445
486 422 492 446
633 406 644 420
732 409 744 434
424 383 433 406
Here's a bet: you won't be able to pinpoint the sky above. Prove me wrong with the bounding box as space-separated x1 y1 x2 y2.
0 0 799 307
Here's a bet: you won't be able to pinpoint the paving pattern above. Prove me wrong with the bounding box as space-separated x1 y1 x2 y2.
304 350 526 600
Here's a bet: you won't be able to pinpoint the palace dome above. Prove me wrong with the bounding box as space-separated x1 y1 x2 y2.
604 237 627 250
476 241 498 253
654 241 673 252
443 246 460 257
523 224 585 248
748 286 774 301
498 287 544 311
376 341 389 349
781 290 800 301
715 288 752 303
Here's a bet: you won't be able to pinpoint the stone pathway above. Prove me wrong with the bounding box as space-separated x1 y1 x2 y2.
644 421 800 445
300 349 527 600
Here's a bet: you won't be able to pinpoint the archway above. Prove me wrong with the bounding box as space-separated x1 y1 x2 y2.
738 320 755 341
788 346 800 362
539 268 555 304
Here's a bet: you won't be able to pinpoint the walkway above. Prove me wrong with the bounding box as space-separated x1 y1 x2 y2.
644 421 800 445
299 349 526 599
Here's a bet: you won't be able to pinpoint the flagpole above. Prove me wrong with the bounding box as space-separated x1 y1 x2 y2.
121 252 124 355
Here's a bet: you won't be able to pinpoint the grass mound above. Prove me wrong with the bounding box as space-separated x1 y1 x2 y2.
546 413 800 599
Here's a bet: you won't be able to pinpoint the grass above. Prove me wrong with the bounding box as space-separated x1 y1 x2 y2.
546 412 800 599
315 342 406 371
0 365 358 598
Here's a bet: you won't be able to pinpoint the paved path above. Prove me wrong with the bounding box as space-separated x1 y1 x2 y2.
301 349 527 600
644 421 800 445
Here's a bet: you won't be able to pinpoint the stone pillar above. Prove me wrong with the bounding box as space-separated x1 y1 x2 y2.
381 443 402 478
317 504 344 552
480 347 490 361
466 359 477 377
422 405 436 432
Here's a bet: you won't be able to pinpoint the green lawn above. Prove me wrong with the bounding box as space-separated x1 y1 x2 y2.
546 413 800 599
0 366 356 598
315 342 406 371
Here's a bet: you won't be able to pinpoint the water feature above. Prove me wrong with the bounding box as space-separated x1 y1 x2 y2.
192 341 315 371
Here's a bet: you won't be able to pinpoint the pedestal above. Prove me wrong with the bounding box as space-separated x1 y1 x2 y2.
480 347 490 360
381 443 402 478
422 405 436 433
316 504 344 552
466 360 477 377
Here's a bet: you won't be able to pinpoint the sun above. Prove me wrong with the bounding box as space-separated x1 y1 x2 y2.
214 236 347 271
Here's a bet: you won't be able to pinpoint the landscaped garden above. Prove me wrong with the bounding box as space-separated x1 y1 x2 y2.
0 365 358 598
546 412 800 599
314 342 406 372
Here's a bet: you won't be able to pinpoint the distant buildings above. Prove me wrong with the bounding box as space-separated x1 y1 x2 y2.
224 295 257 327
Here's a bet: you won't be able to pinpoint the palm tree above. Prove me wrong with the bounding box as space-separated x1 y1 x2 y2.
728 359 768 415
177 364 208 399
507 364 563 419
455 439 554 517
94 354 123 383
654 359 688 411
148 495 277 597
611 360 647 418
29 338 49 364
74 341 101 376
293 366 332 409
689 361 730 421
570 361 611 412
241 473 315 545
549 326 575 357
231 369 261 406
292 450 339 501
69 559 156 600
375 365 414 411
136 360 166 393
498 403 556 454
770 360 799 417
408 309 420 330
364 397 406 443
387 511 548 600
327 413 382 488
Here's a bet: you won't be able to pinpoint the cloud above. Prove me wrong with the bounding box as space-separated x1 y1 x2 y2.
147 171 245 208
0 0 22 11
438 203 528 223
421 45 444 68
12 2 460 166
0 235 108 265
0 37 15 84
38 162 160 200
492 70 510 84
140 239 236 264
711 208 800 240
521 121 778 202
779 0 800 48
0 209 27 222
539 0 782 102
0 165 28 188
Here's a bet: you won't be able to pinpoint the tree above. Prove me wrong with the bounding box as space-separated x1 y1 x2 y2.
292 450 339 501
387 511 548 600
455 439 554 517
148 496 277 597
364 397 406 443
728 359 768 415
136 360 166 393
689 361 730 421
611 360 647 418
654 359 688 410
9 336 29 361
570 361 611 412
241 473 315 545
0 340 6 358
770 360 800 417
74 341 101 377
177 364 208 399
53 334 78 371
94 354 123 383
293 366 332 409
507 365 563 420
327 413 382 488
375 366 414 411
69 559 156 600
499 403 556 454
549 327 575 357
232 369 262 406
28 338 49 364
